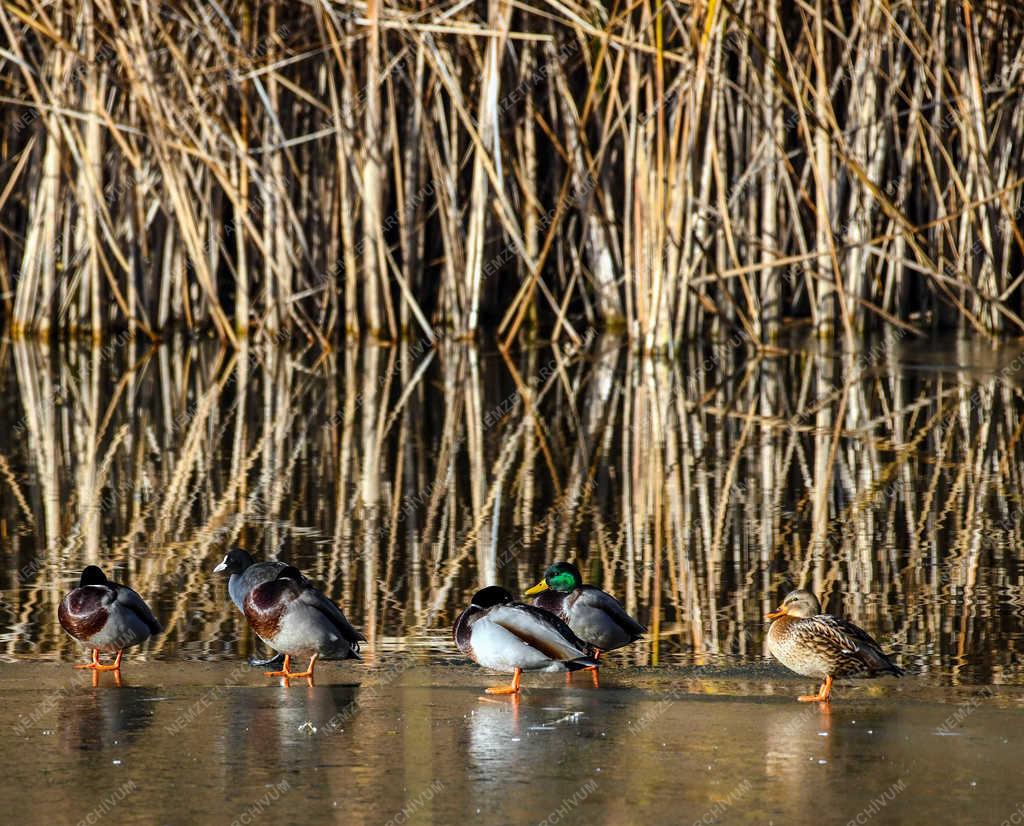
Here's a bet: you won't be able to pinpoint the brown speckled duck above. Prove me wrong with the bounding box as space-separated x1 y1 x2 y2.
767 589 903 703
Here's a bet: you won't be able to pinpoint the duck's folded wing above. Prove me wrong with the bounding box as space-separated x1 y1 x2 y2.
242 561 288 590
300 588 366 646
579 587 646 636
809 614 902 675
116 586 163 635
488 604 592 661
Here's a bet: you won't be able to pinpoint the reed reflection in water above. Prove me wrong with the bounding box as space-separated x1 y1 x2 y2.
1 334 1023 686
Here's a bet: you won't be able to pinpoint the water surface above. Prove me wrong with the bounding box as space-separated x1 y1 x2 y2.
2 333 1024 823
6 662 1022 825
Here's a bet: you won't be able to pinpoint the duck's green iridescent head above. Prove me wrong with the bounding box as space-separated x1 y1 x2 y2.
525 561 582 595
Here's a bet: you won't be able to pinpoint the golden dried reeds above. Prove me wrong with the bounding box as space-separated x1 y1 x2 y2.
0 1 1022 348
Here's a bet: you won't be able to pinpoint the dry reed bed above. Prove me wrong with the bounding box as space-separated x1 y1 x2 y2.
1 1 1023 347
0 334 1022 685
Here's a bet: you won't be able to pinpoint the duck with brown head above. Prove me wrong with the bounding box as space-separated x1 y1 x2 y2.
766 589 903 702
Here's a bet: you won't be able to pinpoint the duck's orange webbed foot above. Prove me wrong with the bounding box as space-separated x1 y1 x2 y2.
76 650 123 671
282 655 318 681
580 650 602 686
797 676 833 703
264 654 294 677
93 650 124 672
485 668 522 695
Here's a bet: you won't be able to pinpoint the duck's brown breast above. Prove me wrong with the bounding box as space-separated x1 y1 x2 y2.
532 590 572 622
767 616 836 678
58 589 110 641
453 606 480 657
244 581 293 641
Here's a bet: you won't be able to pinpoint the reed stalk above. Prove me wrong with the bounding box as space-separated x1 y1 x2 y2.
0 1 1022 348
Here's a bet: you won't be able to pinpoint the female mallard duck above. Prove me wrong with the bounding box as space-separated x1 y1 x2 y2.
766 589 903 702
524 562 645 662
213 547 287 667
243 566 365 681
454 586 597 695
58 566 162 672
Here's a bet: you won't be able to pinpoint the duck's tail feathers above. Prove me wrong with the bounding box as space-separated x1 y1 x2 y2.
566 656 599 671
872 656 903 678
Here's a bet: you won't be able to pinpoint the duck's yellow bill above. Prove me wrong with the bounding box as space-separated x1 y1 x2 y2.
524 580 549 596
765 608 786 620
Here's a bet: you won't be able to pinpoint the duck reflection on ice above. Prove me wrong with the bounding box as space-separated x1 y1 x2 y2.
764 700 901 772
764 700 835 776
222 684 360 770
466 692 604 782
463 691 621 822
58 685 157 752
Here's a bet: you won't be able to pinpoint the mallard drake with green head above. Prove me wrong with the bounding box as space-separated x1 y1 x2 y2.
58 565 162 673
525 562 645 661
766 589 903 702
454 586 598 695
243 566 365 681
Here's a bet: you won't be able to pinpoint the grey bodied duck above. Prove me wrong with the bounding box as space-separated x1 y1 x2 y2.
213 547 287 668
766 589 903 702
243 566 365 681
454 585 598 695
213 547 287 610
58 566 162 673
525 562 645 664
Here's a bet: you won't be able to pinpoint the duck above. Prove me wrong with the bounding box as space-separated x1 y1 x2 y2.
213 547 287 610
213 547 287 667
58 565 162 673
524 562 645 663
766 589 903 702
453 585 598 695
243 566 365 681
